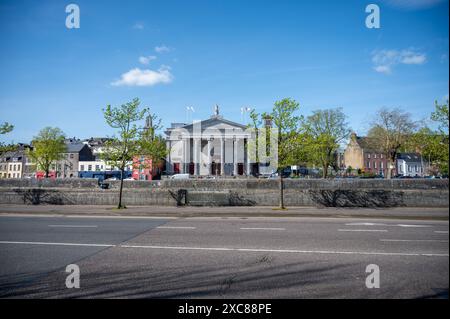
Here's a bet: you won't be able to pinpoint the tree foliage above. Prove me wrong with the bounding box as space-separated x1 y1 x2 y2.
270 98 302 168
300 108 351 178
367 108 417 179
0 122 13 135
27 127 67 178
431 99 449 135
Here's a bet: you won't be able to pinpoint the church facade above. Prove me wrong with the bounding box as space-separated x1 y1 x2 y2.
165 108 256 176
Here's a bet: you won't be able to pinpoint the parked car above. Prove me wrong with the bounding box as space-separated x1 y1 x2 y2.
170 173 190 180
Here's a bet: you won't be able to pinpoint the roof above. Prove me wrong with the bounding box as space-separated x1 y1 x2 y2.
0 149 25 162
397 153 423 163
165 115 248 136
355 136 379 151
65 143 87 153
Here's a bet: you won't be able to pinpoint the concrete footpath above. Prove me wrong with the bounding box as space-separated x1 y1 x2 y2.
0 204 448 220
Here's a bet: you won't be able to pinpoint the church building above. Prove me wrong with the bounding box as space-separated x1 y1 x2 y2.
165 106 256 176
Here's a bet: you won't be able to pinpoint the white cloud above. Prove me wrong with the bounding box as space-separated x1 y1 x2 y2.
111 66 173 87
133 22 144 30
372 49 426 74
373 65 392 74
138 55 157 65
399 51 427 64
155 45 171 53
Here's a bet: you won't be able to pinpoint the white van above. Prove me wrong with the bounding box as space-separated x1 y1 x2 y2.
170 173 190 180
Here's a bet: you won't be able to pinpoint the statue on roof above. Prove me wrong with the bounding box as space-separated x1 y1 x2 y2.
214 104 220 116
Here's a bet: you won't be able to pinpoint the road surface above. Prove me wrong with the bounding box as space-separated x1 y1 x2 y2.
0 213 448 298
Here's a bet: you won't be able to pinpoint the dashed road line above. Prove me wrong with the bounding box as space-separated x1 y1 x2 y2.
240 227 286 231
338 229 388 232
156 226 196 229
48 225 98 228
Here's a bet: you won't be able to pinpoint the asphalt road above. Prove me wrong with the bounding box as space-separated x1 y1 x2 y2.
0 214 448 298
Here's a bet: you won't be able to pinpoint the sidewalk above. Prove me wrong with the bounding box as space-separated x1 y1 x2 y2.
0 204 448 220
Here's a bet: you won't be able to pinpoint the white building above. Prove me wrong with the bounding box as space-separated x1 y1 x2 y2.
78 160 133 172
165 107 268 176
396 153 426 177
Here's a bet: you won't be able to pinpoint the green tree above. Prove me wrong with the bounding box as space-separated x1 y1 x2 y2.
248 109 262 165
431 99 449 135
101 98 167 209
301 108 351 178
270 98 302 209
137 114 168 177
430 100 449 175
27 127 67 178
0 122 13 135
368 108 417 179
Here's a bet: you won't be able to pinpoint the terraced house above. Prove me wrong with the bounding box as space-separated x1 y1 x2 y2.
344 133 391 176
0 144 33 178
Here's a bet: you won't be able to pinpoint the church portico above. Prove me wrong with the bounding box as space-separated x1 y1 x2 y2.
165 106 253 177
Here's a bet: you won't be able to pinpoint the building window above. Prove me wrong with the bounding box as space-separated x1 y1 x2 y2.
374 154 377 159
374 162 377 169
80 165 84 171
367 161 371 169
367 154 371 159
380 162 383 169
70 154 74 159
415 165 418 172
88 165 92 171
380 154 383 159
95 165 100 171
408 165 411 172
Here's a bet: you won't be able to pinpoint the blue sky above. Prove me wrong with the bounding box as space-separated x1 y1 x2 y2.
0 0 448 144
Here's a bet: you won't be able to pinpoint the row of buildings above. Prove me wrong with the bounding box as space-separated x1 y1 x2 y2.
0 138 158 180
0 108 430 180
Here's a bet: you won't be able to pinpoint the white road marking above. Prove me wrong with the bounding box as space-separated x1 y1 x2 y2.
380 239 449 243
156 226 196 229
345 223 387 226
0 241 113 247
0 240 447 257
338 229 388 232
345 223 432 228
435 231 449 234
48 225 98 228
396 224 432 228
240 227 286 231
119 244 448 257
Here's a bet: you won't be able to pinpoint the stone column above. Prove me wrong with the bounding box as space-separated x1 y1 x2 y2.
246 138 251 176
166 140 172 174
207 138 212 175
184 138 190 174
233 137 238 176
194 138 200 176
220 136 225 176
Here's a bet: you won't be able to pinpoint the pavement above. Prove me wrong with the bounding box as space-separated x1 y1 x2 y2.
0 211 448 298
0 204 448 220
